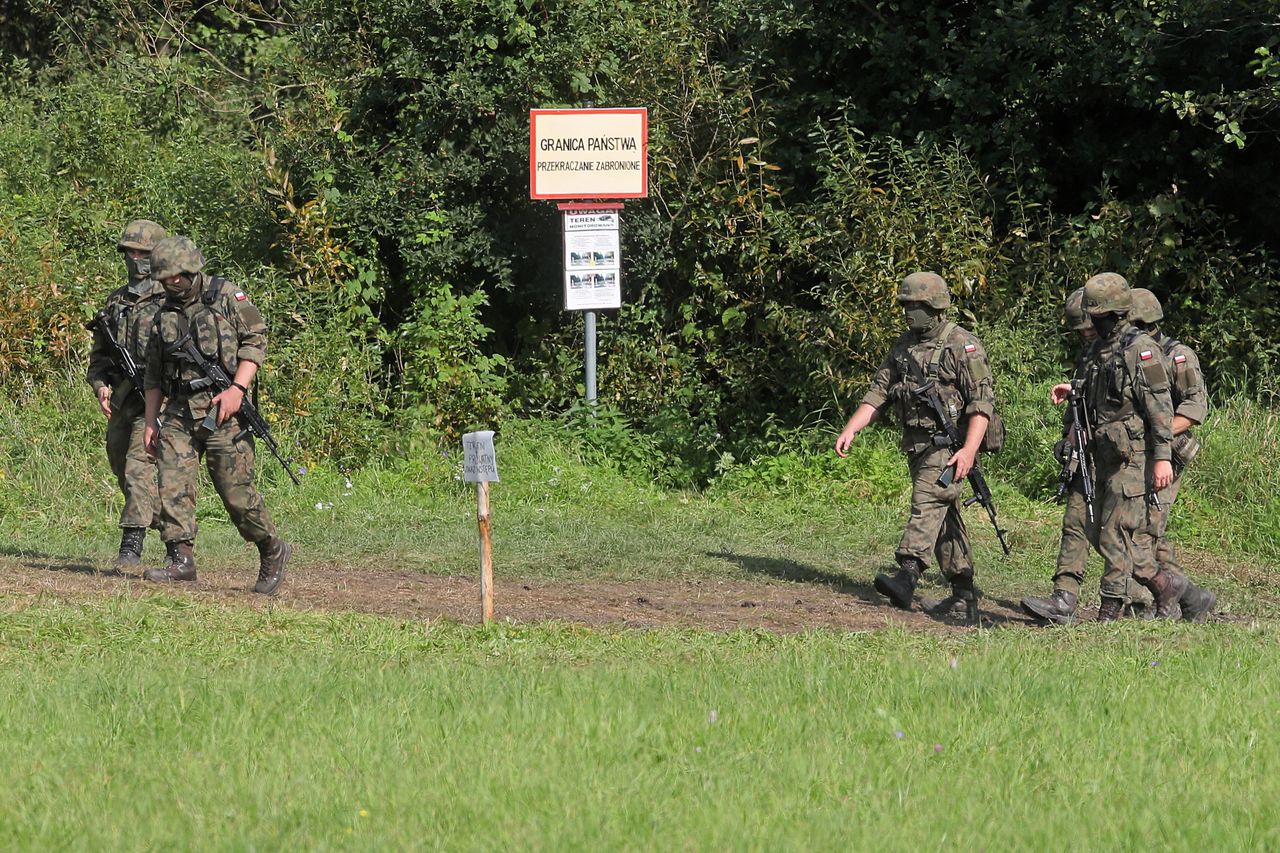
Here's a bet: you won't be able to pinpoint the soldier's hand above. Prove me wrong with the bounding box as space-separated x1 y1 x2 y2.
947 446 977 481
835 427 857 458
1152 459 1173 491
97 386 112 419
1049 383 1071 405
144 423 159 460
212 385 246 427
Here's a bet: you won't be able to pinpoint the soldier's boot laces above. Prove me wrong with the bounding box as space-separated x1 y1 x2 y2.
1145 571 1187 620
254 537 292 595
112 527 146 572
874 559 921 611
1180 581 1217 623
1020 589 1078 626
1097 596 1124 623
924 579 980 624
142 541 196 583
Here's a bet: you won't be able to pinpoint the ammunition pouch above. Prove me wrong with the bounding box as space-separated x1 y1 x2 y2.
1171 431 1201 471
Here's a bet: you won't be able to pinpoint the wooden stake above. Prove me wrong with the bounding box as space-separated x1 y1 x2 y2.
477 480 493 624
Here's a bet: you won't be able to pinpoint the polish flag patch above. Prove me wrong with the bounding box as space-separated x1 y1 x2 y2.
1174 355 1187 364
234 291 247 301
1139 350 1153 360
964 343 977 353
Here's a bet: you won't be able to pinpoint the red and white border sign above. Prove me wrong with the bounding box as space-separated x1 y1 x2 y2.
530 108 648 200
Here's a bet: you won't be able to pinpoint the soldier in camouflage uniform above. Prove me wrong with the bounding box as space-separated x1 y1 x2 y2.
141 236 292 594
86 219 168 571
1128 288 1217 621
1020 289 1097 624
1045 273 1181 622
835 272 997 622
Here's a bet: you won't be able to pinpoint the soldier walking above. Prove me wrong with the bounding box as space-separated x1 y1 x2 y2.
1128 288 1217 621
1042 273 1181 621
86 219 168 571
141 235 292 593
834 272 998 621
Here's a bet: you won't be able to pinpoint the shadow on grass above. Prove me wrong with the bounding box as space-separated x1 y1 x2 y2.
0 548 103 576
708 551 882 604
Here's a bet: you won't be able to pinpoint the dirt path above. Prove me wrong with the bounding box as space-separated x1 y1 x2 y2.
0 555 1048 633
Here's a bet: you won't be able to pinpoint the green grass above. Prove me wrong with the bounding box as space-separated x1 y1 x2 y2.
1 380 1277 617
0 597 1276 850
3 383 1280 848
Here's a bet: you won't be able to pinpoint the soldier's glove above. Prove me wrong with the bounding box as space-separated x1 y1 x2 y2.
1053 438 1071 465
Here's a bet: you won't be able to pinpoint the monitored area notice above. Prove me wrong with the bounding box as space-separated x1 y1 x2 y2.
563 211 621 311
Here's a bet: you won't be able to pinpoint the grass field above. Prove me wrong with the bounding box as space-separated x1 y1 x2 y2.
0 598 1276 850
2 387 1280 849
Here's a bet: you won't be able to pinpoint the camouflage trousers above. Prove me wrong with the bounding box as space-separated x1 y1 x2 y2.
1084 451 1159 600
1052 480 1090 596
895 445 973 582
1149 475 1186 577
105 393 160 530
156 408 276 545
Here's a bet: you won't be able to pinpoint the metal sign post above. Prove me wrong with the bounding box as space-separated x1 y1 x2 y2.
462 430 499 624
530 107 647 409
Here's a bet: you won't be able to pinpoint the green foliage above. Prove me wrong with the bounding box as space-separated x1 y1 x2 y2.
3 0 1280 481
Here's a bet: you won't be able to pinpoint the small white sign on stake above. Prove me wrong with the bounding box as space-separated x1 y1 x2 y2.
462 430 498 624
462 430 499 482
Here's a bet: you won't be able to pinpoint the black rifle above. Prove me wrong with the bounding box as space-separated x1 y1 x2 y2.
85 309 144 402
911 379 1011 555
175 339 302 486
1056 382 1097 525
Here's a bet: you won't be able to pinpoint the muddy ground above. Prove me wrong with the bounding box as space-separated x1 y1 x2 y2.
0 554 1111 633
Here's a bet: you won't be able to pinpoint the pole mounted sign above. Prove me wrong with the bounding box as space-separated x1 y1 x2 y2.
530 108 648 199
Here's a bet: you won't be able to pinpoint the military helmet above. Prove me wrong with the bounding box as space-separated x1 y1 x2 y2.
1083 272 1131 316
1129 288 1164 324
1064 287 1092 331
117 219 167 252
150 235 205 280
896 271 951 309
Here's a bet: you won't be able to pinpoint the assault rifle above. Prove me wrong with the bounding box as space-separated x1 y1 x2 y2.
85 309 144 402
176 338 302 486
911 378 1011 555
1056 381 1097 525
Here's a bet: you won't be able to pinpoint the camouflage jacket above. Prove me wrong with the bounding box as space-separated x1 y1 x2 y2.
143 272 268 420
86 277 167 407
861 321 996 454
1151 331 1209 426
1080 322 1174 477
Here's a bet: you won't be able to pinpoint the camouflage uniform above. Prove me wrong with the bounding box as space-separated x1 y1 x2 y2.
1130 288 1216 621
862 323 997 577
144 271 275 544
86 219 167 567
1076 277 1176 615
142 235 290 593
1131 291 1209 578
855 273 997 620
1051 343 1093 599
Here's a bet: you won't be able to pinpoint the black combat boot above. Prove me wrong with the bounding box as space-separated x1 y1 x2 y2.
924 575 980 624
1097 596 1124 623
1021 589 1078 626
1142 571 1187 620
143 541 197 583
1180 582 1217 623
254 537 292 595
874 557 922 610
112 527 146 571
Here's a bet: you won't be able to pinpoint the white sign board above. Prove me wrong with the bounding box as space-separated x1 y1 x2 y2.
462 430 499 482
564 211 621 310
530 108 648 200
